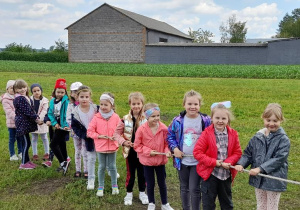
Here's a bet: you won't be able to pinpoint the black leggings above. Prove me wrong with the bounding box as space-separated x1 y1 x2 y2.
50 129 68 164
20 133 31 164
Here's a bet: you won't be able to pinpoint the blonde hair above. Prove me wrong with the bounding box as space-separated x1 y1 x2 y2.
262 103 285 121
102 92 115 111
183 90 203 106
211 104 234 126
144 103 159 111
77 85 91 97
13 79 29 97
128 92 145 130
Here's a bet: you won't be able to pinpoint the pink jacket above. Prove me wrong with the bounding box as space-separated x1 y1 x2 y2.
1 93 16 128
31 96 49 134
134 122 170 166
87 112 120 153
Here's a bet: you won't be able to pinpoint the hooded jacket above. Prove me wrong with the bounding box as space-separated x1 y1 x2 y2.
193 124 242 181
71 103 98 152
30 96 49 134
2 93 16 128
48 95 69 128
237 127 290 192
167 110 211 170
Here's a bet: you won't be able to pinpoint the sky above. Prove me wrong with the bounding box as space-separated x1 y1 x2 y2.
0 0 299 49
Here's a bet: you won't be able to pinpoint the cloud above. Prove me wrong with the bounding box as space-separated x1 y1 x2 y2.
19 3 58 18
194 1 223 15
56 0 85 7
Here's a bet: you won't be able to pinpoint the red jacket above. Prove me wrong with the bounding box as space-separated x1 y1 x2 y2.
193 124 242 181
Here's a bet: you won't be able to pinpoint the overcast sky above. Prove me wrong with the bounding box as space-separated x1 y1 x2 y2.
0 0 299 49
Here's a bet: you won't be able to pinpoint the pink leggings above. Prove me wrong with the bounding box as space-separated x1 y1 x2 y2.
255 188 281 210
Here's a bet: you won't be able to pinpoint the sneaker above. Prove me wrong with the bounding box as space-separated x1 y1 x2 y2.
19 162 35 170
18 153 22 160
87 179 95 190
42 161 52 168
10 154 19 161
161 203 174 210
147 203 156 210
139 192 149 204
62 161 70 175
67 156 71 163
56 166 63 172
43 153 49 161
112 185 119 195
96 187 104 197
124 193 133 205
28 161 37 168
32 155 39 161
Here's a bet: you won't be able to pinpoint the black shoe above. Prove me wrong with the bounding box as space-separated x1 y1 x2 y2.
56 166 63 172
62 161 70 175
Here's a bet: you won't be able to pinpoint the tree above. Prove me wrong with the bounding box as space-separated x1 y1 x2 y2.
53 39 68 52
219 14 247 43
4 42 34 53
188 28 214 43
276 8 300 38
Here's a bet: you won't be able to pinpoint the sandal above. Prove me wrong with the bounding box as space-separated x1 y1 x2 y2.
84 172 88 179
74 171 81 178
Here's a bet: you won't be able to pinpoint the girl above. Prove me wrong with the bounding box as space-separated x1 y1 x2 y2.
134 103 174 210
13 79 42 169
87 92 121 197
48 78 70 175
30 83 49 161
2 80 23 161
114 92 148 206
67 82 86 178
235 103 290 210
193 102 242 210
71 86 98 188
167 90 211 210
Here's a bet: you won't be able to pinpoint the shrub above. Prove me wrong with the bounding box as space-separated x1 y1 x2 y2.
0 51 68 63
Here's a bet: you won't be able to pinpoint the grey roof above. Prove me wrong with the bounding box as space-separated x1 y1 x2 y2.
66 3 192 40
147 43 268 47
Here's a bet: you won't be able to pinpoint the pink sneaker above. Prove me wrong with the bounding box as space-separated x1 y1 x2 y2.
42 161 52 168
19 162 35 170
67 157 71 163
28 161 37 168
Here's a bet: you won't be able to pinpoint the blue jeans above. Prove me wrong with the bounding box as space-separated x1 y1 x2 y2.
97 152 117 187
8 128 23 157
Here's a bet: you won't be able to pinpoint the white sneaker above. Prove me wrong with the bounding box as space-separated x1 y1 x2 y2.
148 203 156 210
112 187 119 195
10 154 19 161
139 192 149 204
96 187 104 197
161 203 174 210
87 179 95 190
124 193 133 205
18 153 22 160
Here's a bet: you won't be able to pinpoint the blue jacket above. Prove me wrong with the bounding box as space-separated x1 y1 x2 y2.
13 95 38 137
167 110 211 170
48 95 69 128
237 127 290 192
71 103 98 152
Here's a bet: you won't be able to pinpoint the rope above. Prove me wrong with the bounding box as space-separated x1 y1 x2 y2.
152 152 194 157
230 166 300 185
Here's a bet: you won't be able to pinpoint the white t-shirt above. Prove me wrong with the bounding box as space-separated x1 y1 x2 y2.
78 105 95 129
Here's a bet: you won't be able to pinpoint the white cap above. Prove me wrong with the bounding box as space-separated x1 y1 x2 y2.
6 80 15 90
70 82 83 91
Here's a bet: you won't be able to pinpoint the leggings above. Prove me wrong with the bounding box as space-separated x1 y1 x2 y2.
31 133 49 155
20 133 31 164
255 188 281 210
50 129 68 163
73 135 87 172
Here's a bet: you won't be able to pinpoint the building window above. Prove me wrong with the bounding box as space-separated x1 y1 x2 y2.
159 38 168 43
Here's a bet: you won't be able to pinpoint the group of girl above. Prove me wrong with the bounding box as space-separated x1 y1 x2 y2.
2 78 290 210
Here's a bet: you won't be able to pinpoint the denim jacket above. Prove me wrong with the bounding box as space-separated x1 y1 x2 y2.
167 110 211 170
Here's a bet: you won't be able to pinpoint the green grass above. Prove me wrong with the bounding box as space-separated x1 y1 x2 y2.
0 60 300 79
0 70 300 209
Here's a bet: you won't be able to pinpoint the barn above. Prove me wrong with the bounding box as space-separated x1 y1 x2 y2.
65 3 192 63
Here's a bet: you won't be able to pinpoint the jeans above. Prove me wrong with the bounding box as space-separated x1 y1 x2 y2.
8 128 23 157
87 151 96 181
97 152 117 187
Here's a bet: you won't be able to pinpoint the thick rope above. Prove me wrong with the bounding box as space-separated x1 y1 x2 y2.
230 166 300 185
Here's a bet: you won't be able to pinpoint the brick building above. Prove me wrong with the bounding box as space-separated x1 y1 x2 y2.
65 3 192 63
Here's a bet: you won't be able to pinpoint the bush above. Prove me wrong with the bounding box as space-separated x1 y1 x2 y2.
0 51 68 63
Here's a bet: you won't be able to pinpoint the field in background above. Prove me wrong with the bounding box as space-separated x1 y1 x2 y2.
0 68 299 209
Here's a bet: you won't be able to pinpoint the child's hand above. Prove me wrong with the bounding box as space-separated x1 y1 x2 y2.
173 148 184 159
55 124 60 129
150 150 157 156
216 160 223 167
36 119 43 125
98 135 108 139
46 121 51 126
63 127 70 131
123 141 133 147
249 167 261 176
234 165 244 172
166 151 172 158
221 162 231 170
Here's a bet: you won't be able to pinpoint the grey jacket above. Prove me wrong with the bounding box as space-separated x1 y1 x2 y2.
237 127 290 192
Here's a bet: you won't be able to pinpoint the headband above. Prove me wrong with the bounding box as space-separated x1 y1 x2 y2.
144 107 160 119
100 94 114 105
211 101 231 110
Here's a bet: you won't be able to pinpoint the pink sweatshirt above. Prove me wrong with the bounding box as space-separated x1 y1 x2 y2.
1 93 16 128
134 121 170 166
87 112 120 153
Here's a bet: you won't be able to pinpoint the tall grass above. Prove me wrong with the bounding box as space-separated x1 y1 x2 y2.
0 72 300 209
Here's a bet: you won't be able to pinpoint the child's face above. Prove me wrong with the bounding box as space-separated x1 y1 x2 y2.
78 92 90 107
212 109 229 132
100 99 112 113
71 90 78 101
7 86 14 95
184 96 200 118
147 110 160 127
32 87 42 99
263 114 281 133
55 88 66 100
130 98 143 115
15 86 27 96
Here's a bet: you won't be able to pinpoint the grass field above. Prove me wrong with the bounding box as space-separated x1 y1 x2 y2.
0 64 300 210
